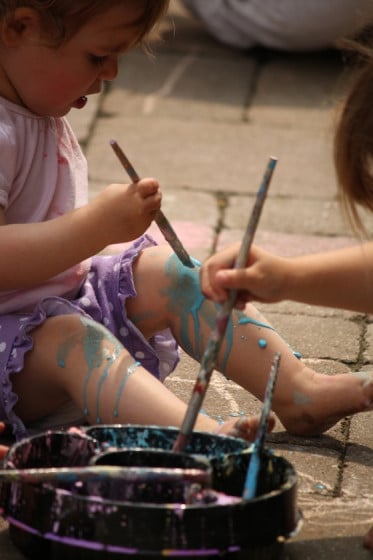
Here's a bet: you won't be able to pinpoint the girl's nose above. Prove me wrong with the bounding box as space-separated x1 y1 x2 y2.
99 57 119 81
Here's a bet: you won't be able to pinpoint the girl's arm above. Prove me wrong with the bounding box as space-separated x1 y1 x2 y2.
0 178 161 290
201 241 373 314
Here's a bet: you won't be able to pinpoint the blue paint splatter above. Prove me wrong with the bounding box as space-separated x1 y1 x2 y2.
95 352 115 423
114 361 141 417
79 317 122 418
163 255 234 370
57 336 78 368
238 314 275 331
239 312 302 360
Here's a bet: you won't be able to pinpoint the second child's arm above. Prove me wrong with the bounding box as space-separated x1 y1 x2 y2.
0 178 161 290
201 241 373 314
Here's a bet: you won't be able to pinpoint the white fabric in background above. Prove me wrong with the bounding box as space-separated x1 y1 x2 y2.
182 0 373 50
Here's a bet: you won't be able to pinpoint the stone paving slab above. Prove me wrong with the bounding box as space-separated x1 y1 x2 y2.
86 115 338 199
247 50 349 129
105 51 257 123
225 197 355 237
262 311 360 362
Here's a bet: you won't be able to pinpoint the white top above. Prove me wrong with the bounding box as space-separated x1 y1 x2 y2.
182 0 373 50
0 97 90 313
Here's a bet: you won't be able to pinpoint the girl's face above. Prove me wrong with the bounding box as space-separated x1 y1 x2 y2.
0 2 148 116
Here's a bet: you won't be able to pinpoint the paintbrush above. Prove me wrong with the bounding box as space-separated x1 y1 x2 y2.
242 351 280 500
0 464 210 485
172 156 278 453
110 139 195 269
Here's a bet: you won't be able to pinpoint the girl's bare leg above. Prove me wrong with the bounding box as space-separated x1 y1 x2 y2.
11 314 268 440
127 245 373 436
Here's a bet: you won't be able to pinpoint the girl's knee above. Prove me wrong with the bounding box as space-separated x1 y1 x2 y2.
35 313 85 338
38 313 113 339
32 314 124 369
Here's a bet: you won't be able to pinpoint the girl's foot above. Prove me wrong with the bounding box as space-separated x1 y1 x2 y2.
274 369 373 435
216 413 276 441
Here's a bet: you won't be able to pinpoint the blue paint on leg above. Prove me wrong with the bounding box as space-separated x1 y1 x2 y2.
238 312 302 360
113 361 141 418
163 254 235 367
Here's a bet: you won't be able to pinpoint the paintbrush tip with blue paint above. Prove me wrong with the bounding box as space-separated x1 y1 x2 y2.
242 351 281 500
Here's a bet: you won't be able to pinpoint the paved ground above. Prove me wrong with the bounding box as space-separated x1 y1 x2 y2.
1 1 373 558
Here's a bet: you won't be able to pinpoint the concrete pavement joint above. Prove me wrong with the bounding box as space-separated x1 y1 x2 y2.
242 51 267 124
350 315 369 369
210 192 228 254
332 417 350 498
143 52 196 115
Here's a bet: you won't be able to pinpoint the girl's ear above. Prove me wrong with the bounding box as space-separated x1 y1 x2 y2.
1 7 42 47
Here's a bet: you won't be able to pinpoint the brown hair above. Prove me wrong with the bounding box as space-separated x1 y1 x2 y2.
0 1 170 46
334 38 373 235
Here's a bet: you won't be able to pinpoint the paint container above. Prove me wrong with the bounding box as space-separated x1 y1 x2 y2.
4 430 99 469
0 430 99 505
0 425 302 560
88 448 212 503
84 423 249 458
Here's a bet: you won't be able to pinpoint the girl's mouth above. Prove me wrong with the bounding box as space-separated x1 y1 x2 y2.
72 96 88 109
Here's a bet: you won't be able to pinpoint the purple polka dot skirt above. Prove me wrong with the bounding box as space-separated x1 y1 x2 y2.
0 235 179 440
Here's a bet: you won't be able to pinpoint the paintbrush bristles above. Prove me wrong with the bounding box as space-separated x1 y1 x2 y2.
242 351 281 500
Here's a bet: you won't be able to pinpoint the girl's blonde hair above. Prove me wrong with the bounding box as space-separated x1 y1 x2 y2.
334 36 373 235
0 1 170 46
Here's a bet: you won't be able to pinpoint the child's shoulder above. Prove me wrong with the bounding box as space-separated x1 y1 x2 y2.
0 96 47 141
0 96 39 119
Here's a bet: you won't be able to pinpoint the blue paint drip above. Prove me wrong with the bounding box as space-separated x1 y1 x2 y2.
163 255 234 369
238 314 275 331
56 336 78 369
258 338 267 348
239 312 302 360
80 317 122 418
113 361 141 417
95 354 114 423
163 254 302 378
163 254 204 357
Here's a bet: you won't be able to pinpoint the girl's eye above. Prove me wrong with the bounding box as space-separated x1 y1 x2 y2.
89 54 107 66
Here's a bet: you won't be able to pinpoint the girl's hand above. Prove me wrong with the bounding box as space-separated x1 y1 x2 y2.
92 177 162 244
200 243 288 308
